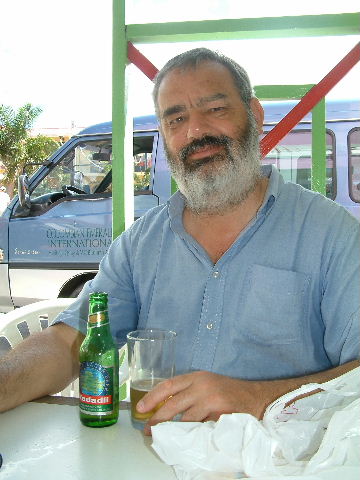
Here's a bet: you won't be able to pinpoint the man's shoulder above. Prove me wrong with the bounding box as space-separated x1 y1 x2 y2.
279 181 359 231
134 201 169 228
129 191 183 232
122 201 170 245
107 202 170 260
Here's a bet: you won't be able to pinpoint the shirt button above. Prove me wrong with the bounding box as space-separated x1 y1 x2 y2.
206 323 213 330
213 271 220 278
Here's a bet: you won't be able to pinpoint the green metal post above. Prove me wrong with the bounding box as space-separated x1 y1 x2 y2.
311 99 326 194
112 0 127 240
171 177 178 195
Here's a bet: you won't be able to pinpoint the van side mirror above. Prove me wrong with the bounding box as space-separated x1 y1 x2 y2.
18 174 31 208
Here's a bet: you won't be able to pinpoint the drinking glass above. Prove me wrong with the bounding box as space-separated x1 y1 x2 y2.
126 329 176 430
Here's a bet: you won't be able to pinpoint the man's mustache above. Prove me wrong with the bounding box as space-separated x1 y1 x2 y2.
179 135 231 163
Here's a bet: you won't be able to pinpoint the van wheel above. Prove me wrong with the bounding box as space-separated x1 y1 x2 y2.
69 283 86 298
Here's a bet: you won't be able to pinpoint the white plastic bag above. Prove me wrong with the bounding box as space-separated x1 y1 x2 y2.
151 367 360 479
303 398 360 475
263 367 360 466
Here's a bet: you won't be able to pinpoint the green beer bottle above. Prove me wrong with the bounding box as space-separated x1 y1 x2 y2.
79 292 119 427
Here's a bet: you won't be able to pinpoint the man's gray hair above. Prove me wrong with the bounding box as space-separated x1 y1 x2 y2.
152 48 254 114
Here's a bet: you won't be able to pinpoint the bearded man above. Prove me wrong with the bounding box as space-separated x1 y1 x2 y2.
1 49 359 430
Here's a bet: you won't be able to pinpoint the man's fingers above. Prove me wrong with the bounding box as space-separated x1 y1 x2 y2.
143 388 192 424
138 371 240 435
177 404 210 422
136 374 193 413
143 404 217 436
142 382 216 435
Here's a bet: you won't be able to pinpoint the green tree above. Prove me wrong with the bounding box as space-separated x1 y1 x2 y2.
0 103 59 197
23 135 60 172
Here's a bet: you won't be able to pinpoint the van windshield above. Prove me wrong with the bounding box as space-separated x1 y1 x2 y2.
31 140 113 197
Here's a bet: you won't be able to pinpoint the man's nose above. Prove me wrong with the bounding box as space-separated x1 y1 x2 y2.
186 114 209 140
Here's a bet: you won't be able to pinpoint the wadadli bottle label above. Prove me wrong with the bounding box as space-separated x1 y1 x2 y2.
79 361 114 415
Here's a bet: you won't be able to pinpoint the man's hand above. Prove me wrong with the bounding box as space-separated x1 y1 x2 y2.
135 360 360 435
136 371 265 435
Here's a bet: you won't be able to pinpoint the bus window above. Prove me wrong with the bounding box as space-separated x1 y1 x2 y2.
262 130 335 199
348 127 360 203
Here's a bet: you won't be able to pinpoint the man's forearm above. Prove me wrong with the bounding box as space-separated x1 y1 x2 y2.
258 359 360 417
0 324 83 413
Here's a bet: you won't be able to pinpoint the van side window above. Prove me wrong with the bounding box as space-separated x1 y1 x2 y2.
262 129 335 199
348 127 360 203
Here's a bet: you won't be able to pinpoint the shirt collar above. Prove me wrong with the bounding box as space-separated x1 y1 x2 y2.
258 164 283 215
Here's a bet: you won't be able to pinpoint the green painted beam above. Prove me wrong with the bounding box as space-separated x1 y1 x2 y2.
112 0 127 240
254 85 315 100
126 13 359 43
255 85 326 194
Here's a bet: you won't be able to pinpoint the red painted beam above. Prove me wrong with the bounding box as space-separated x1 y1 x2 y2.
260 42 360 157
127 42 158 81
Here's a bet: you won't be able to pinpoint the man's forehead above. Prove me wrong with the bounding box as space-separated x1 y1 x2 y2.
160 60 231 84
157 61 236 107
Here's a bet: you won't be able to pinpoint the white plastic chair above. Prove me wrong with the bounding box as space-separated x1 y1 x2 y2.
0 298 79 397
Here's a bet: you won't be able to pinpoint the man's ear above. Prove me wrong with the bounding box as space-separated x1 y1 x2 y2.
250 97 264 134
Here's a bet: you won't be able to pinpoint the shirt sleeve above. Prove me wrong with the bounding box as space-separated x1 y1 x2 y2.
321 215 360 365
51 228 139 346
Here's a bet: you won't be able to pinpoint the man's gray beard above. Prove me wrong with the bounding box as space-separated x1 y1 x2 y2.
165 115 262 215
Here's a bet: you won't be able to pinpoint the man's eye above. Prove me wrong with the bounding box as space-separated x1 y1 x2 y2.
210 106 225 113
168 116 183 127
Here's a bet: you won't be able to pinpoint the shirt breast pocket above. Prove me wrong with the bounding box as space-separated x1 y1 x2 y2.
239 264 310 345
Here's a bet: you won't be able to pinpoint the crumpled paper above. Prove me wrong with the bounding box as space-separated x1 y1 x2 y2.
151 368 360 480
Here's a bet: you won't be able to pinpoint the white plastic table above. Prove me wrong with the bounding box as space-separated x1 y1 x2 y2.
0 399 175 479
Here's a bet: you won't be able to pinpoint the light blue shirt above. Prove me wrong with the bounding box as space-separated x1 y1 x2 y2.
53 166 360 380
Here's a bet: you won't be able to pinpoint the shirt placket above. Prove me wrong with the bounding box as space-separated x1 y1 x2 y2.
190 263 228 372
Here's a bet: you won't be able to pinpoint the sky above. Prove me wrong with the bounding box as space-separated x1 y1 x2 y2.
1 0 359 130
